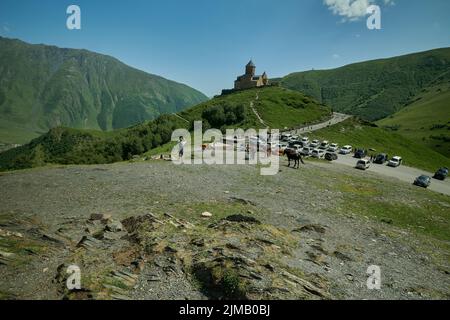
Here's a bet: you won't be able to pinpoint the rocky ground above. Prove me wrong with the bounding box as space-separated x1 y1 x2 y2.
0 158 449 300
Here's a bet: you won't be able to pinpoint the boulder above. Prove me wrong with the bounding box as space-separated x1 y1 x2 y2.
201 212 213 218
105 220 124 232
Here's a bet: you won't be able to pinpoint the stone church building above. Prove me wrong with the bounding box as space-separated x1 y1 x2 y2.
234 60 269 90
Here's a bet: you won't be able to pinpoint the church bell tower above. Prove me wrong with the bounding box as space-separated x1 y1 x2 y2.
245 60 256 76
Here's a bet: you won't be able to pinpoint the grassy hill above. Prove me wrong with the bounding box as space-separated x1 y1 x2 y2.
377 83 450 157
0 86 331 171
178 86 331 130
279 48 450 121
0 36 208 145
309 118 450 172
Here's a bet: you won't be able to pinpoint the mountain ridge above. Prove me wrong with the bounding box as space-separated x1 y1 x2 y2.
278 47 450 121
0 36 208 144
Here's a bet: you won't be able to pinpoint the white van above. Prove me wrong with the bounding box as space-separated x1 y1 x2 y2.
356 159 371 170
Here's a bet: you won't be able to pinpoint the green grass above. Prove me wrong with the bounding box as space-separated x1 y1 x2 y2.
329 173 450 257
378 84 450 157
254 88 330 129
0 119 46 145
164 200 259 226
309 118 450 172
280 47 450 121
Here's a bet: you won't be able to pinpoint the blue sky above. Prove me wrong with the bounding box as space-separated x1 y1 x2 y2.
0 0 449 96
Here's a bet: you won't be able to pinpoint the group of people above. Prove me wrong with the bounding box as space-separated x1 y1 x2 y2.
176 136 276 160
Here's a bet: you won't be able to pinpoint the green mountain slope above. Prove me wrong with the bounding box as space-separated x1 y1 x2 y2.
309 118 450 172
377 83 450 157
0 37 208 144
0 86 331 171
279 48 450 121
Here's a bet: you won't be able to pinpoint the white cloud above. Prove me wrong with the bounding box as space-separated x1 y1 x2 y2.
324 0 394 21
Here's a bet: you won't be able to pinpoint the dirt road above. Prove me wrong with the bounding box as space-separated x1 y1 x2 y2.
284 113 351 135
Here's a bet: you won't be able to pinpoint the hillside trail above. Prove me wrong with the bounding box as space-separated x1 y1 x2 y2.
251 92 268 128
172 112 189 123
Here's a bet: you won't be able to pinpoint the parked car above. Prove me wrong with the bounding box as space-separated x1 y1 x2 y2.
433 167 448 181
311 149 325 159
414 175 431 188
325 152 338 161
319 140 330 150
250 136 266 146
301 137 310 146
354 149 367 159
327 143 339 152
356 159 371 170
373 153 389 164
290 140 303 147
310 140 320 148
288 142 303 150
388 156 403 167
300 147 312 156
281 134 292 142
339 145 353 155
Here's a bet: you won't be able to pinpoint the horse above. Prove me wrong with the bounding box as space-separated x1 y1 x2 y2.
284 148 305 169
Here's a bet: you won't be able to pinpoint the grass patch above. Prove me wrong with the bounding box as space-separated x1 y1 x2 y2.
377 84 450 157
327 171 450 257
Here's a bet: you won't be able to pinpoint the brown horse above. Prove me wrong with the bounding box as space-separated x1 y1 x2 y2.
284 149 305 169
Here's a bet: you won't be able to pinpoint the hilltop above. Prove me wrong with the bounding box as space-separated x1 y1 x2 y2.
279 48 450 121
0 37 208 145
0 86 331 171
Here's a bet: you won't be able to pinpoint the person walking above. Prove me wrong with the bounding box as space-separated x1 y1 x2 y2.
178 136 186 159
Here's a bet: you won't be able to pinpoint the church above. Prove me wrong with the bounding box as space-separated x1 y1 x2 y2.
234 60 269 90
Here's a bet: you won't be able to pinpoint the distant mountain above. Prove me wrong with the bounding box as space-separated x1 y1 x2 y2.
279 48 450 121
0 37 208 144
0 86 331 171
